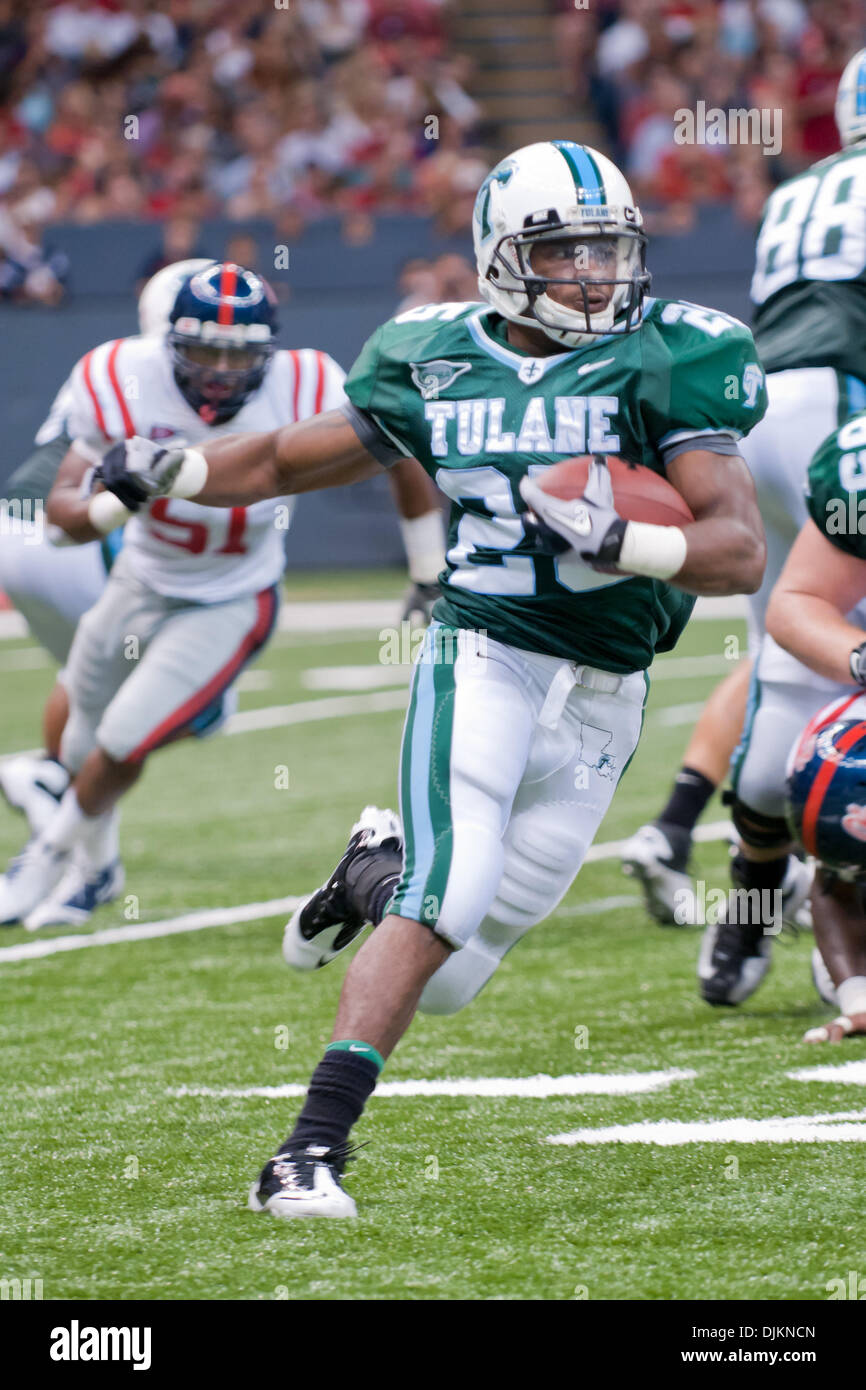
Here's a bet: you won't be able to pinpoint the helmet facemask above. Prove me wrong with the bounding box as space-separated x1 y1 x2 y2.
487 217 650 348
169 323 274 425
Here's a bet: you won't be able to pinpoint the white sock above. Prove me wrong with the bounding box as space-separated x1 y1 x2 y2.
80 807 120 874
42 787 90 854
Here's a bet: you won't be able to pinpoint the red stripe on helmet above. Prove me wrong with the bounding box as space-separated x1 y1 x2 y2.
217 263 238 325
800 718 866 855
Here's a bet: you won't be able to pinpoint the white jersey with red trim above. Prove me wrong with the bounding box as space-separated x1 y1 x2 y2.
66 334 346 602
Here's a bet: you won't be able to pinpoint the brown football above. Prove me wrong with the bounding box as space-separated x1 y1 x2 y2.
537 454 694 528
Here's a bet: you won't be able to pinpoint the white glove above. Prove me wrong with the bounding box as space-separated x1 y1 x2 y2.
519 457 627 571
94 435 199 509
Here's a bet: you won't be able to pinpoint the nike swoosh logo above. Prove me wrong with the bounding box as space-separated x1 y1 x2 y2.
348 1045 370 1053
577 357 615 375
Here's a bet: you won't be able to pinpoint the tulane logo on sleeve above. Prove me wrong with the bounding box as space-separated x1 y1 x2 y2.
409 359 472 400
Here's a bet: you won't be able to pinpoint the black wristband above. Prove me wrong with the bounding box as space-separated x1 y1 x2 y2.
582 516 628 571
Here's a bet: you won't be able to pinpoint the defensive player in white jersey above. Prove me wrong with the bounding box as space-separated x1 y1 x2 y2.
0 261 445 928
0 260 215 834
0 259 445 842
626 50 866 986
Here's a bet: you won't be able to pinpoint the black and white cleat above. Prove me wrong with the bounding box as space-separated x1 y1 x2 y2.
248 1143 358 1219
282 805 403 971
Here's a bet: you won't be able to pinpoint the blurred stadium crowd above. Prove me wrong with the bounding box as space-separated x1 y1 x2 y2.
0 0 862 304
554 0 862 229
0 0 482 301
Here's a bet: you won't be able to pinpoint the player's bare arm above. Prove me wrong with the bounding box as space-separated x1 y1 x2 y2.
664 448 766 596
766 519 866 683
190 409 383 506
46 442 110 544
386 456 440 519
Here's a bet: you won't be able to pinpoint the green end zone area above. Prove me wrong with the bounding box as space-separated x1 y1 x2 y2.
0 580 861 1300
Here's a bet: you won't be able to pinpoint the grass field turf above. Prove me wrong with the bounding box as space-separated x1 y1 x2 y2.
0 573 863 1302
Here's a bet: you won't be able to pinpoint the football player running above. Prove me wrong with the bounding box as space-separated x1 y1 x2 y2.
628 50 866 972
0 261 444 929
767 409 866 1043
0 260 213 835
96 141 768 1217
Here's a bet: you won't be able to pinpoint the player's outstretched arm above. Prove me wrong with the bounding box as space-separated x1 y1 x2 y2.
192 409 384 506
663 449 766 596
766 519 866 683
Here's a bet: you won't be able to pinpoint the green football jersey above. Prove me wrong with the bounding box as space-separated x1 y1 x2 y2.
806 409 866 560
752 147 866 386
4 431 71 507
345 297 767 671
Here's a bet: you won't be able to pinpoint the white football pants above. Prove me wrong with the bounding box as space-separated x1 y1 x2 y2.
388 622 648 1014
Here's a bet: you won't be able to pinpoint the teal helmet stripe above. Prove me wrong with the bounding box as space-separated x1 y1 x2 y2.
551 140 606 206
857 52 866 115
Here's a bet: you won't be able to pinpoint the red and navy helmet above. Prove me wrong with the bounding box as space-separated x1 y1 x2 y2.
168 261 278 424
787 711 866 877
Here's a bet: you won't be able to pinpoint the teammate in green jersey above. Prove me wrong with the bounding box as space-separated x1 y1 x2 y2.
629 47 866 972
766 409 866 1043
95 139 767 1217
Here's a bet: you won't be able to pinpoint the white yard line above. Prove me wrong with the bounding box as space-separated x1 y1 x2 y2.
555 894 641 916
0 688 411 761
583 819 731 864
649 654 734 680
223 688 408 735
0 896 301 964
0 593 745 646
301 665 412 692
0 819 734 965
0 646 52 671
171 1068 697 1101
788 1061 866 1085
652 702 712 727
546 1110 866 1145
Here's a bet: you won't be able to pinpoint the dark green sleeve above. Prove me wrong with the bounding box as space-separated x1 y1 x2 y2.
4 432 72 507
642 306 768 453
806 416 866 559
343 323 416 455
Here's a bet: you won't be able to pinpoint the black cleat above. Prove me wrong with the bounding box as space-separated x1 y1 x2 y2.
698 856 813 1005
248 1142 358 1219
282 806 403 970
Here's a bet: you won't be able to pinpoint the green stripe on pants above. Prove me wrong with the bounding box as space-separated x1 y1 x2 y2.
390 625 458 927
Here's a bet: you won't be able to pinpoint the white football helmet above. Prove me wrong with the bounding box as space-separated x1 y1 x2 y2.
137 257 215 337
473 140 649 348
836 48 866 149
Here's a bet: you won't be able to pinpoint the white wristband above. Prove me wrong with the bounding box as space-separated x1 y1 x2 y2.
168 448 209 500
837 976 866 1018
618 521 687 581
399 509 446 584
87 490 131 534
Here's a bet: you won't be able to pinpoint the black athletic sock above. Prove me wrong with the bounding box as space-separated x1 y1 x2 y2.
658 765 716 833
346 845 403 924
731 852 787 892
730 851 788 928
368 873 402 925
281 1050 380 1156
